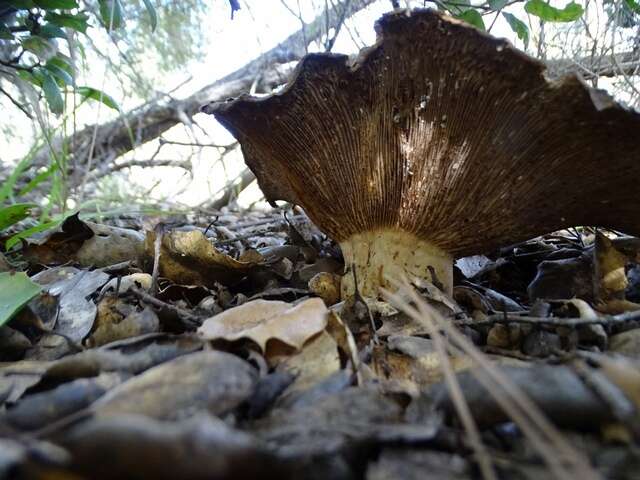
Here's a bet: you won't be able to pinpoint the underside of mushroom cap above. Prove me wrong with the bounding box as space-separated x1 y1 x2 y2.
205 8 640 260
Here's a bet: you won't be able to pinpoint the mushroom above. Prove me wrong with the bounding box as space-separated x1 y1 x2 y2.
204 9 640 300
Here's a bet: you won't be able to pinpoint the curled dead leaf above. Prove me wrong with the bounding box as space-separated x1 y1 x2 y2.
144 229 261 288
23 214 144 267
197 298 328 353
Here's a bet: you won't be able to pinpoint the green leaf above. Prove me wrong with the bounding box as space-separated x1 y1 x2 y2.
5 219 62 250
625 0 640 14
0 272 42 328
75 86 119 110
45 12 90 33
0 204 36 231
441 0 469 13
18 165 57 197
0 150 35 203
34 0 78 8
17 69 44 88
6 0 35 8
455 9 486 30
45 61 73 85
503 12 529 48
141 0 158 31
21 36 57 60
48 53 74 73
0 23 14 40
98 0 124 29
41 71 64 115
489 0 509 9
525 0 584 22
38 23 67 39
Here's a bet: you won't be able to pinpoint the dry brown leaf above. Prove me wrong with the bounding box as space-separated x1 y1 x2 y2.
486 324 522 349
372 336 476 387
326 311 360 380
198 298 328 352
272 330 341 403
88 300 160 348
594 354 640 410
144 229 261 288
22 214 144 267
609 329 640 359
92 351 257 420
77 221 145 267
31 267 109 343
595 232 629 303
596 298 640 315
308 272 341 306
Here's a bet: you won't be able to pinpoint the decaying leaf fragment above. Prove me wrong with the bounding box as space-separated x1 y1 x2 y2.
144 229 261 288
23 213 144 267
31 266 109 343
91 351 257 420
61 414 286 480
198 297 328 353
88 300 160 348
372 335 475 388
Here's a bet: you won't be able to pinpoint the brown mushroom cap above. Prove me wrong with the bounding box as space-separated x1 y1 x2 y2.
204 8 640 258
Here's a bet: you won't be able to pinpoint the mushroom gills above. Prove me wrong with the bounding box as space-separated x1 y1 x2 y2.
339 229 453 299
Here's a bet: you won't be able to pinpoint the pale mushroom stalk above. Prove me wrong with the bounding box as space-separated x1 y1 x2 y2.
340 230 453 298
204 9 640 300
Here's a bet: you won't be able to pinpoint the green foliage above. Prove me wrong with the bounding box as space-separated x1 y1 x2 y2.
455 9 485 30
141 0 157 30
118 0 211 77
0 203 36 231
76 86 120 110
5 218 63 250
0 0 156 114
35 0 79 8
437 0 585 43
626 0 640 13
488 0 509 9
41 70 64 114
524 0 584 22
0 138 68 249
98 0 125 29
0 272 42 328
503 12 529 48
44 11 90 33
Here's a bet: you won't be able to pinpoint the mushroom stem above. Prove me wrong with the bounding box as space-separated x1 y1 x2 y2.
339 229 453 299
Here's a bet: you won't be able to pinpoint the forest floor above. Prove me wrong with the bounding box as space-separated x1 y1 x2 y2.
1 207 639 479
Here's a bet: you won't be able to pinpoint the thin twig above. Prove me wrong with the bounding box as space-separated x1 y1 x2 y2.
468 309 640 328
0 85 32 118
130 286 202 327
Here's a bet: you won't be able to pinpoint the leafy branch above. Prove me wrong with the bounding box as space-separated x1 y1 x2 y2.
0 0 157 115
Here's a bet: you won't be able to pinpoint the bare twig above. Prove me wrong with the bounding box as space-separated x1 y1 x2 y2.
0 84 32 118
468 308 640 328
130 286 202 327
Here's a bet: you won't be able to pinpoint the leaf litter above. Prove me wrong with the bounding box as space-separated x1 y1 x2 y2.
1 209 640 479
